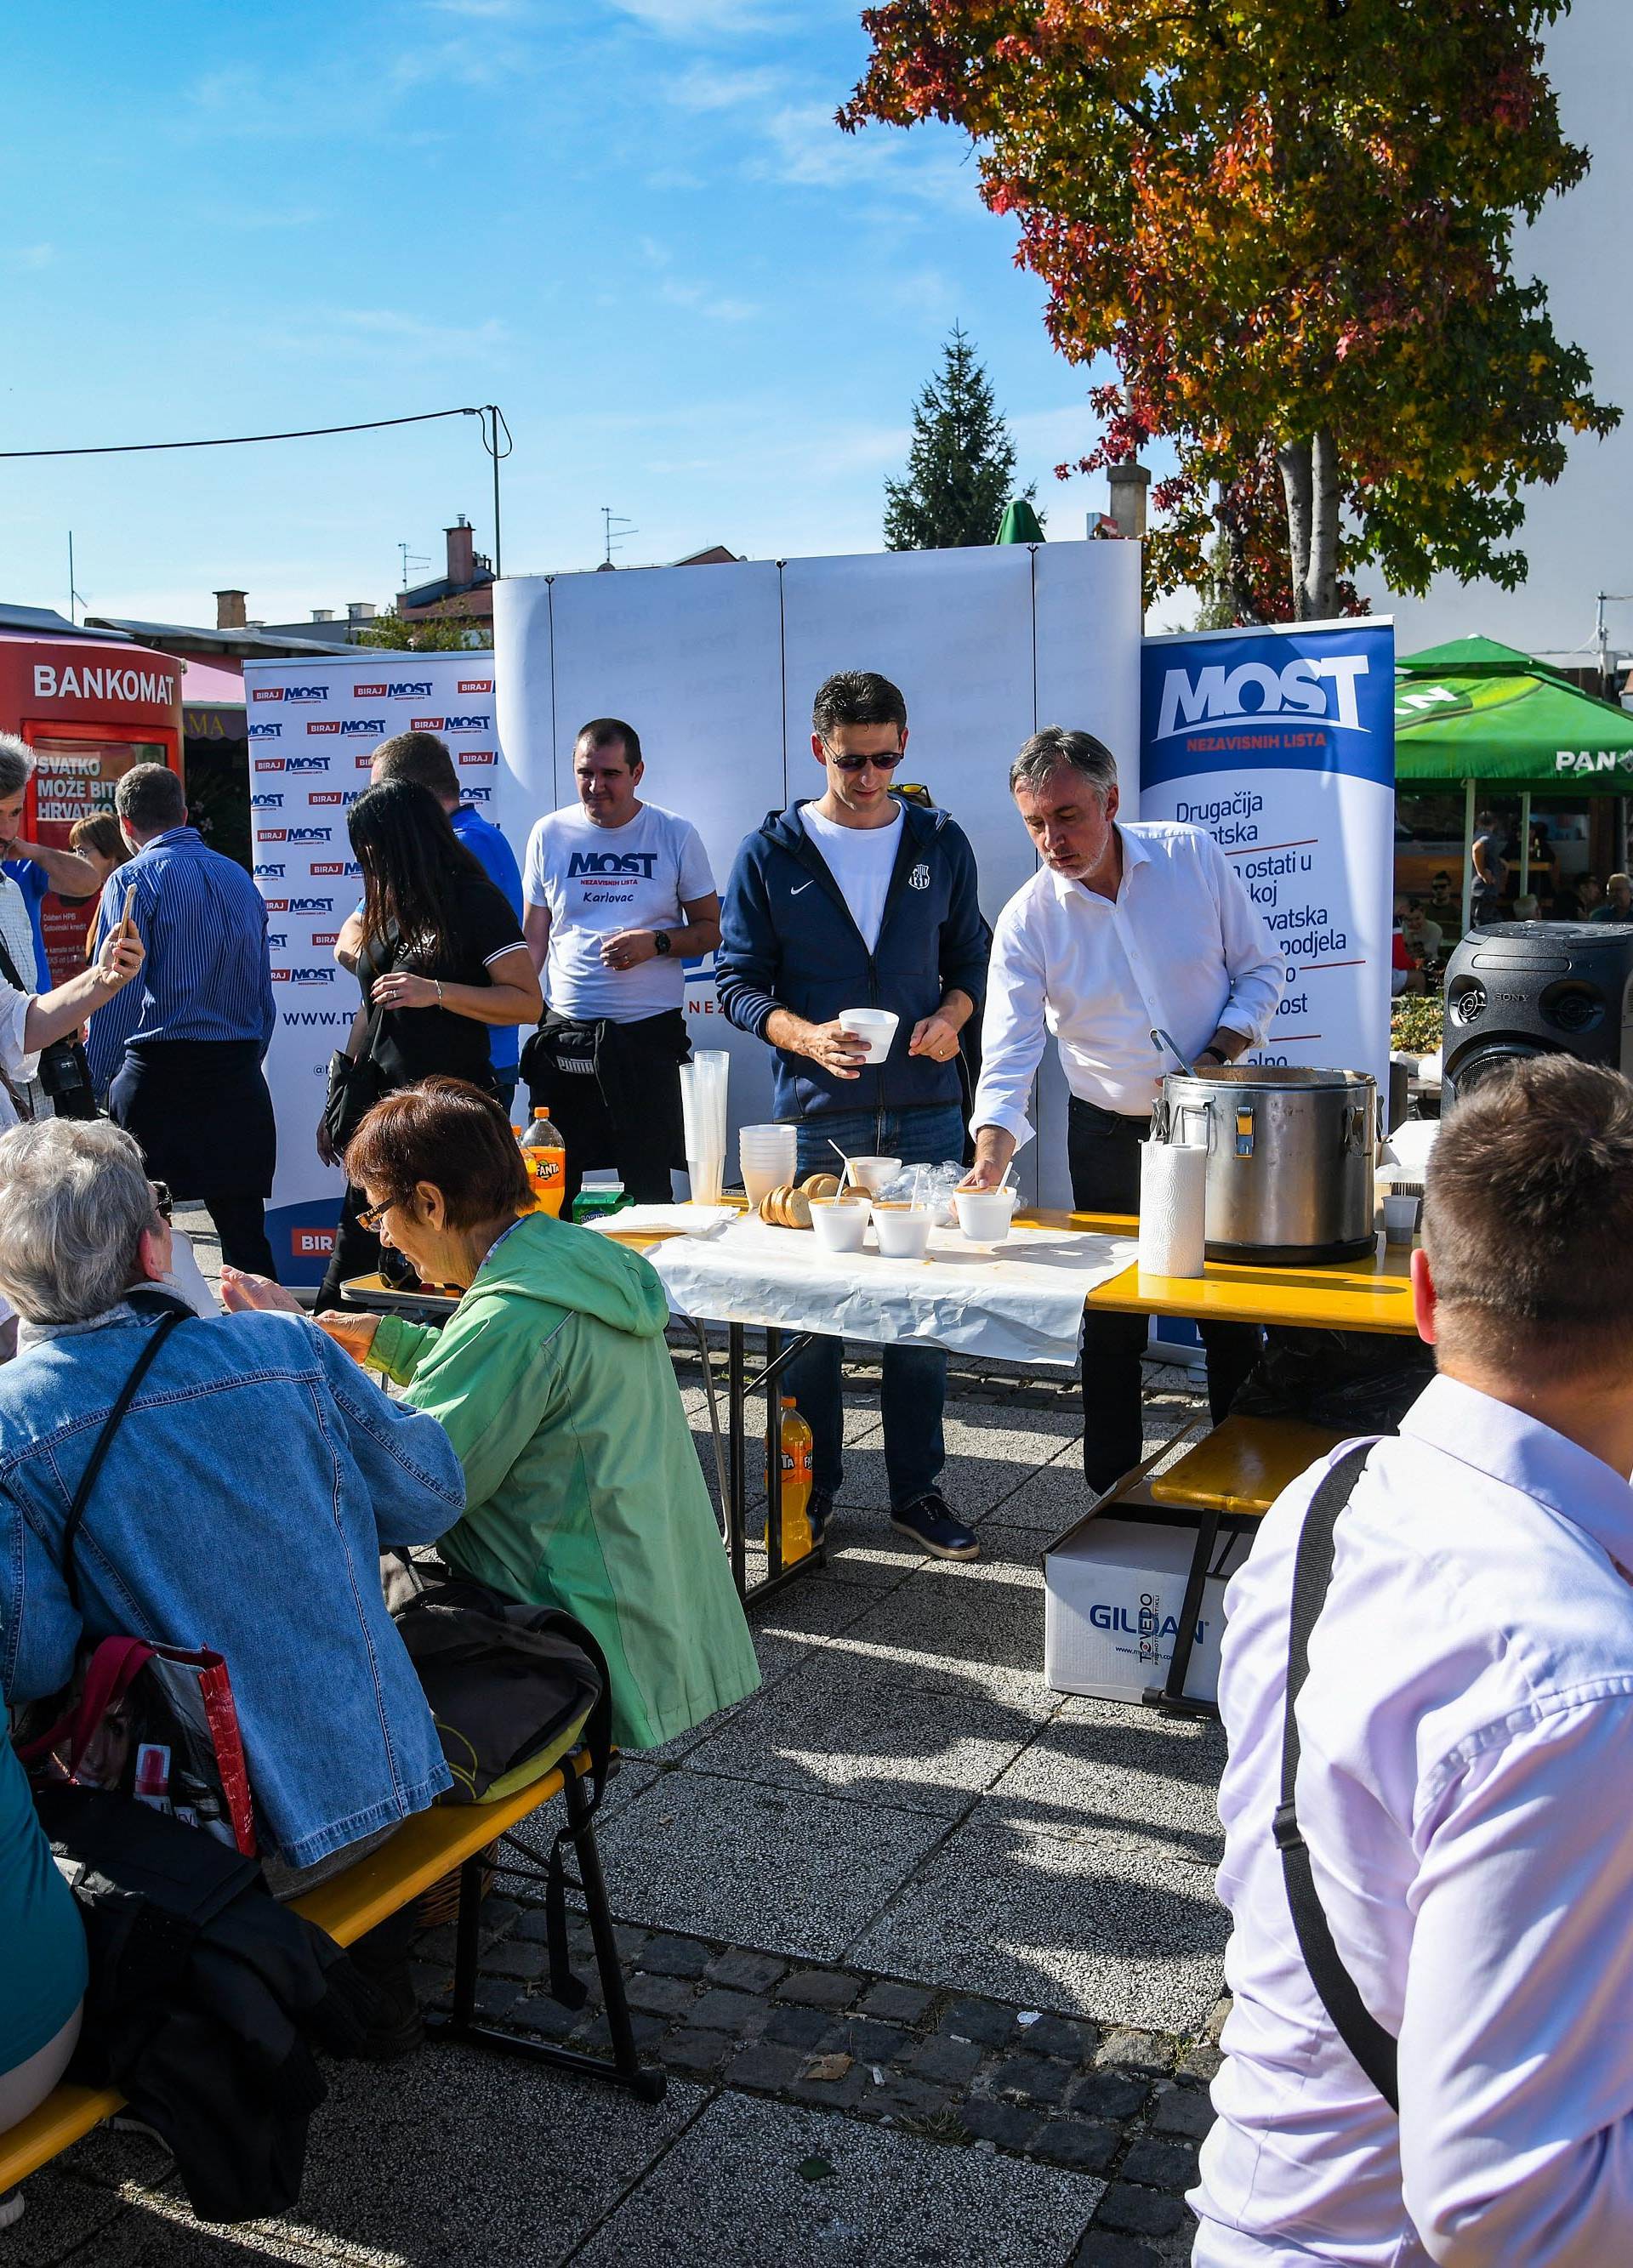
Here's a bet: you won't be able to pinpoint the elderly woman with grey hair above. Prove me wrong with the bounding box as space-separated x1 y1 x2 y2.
0 1119 464 2051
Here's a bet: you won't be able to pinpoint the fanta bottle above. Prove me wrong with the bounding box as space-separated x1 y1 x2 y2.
765 1396 814 1562
520 1109 566 1218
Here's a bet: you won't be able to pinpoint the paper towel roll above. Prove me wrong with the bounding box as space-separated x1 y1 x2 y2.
1138 1140 1207 1278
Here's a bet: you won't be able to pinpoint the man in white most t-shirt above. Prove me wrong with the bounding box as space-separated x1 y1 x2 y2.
521 717 720 1208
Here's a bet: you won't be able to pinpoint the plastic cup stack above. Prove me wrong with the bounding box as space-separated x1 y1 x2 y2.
680 1051 730 1205
739 1122 799 1205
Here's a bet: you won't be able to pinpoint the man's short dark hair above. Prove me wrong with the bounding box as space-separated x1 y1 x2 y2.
1425 1054 1633 1383
1010 726 1118 799
372 730 458 803
811 672 908 737
574 718 642 770
115 764 185 835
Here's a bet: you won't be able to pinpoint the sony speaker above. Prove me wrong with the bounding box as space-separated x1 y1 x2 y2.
1441 921 1633 1106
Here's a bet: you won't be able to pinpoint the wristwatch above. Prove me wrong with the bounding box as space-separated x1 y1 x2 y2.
652 931 673 957
1197 1046 1226 1068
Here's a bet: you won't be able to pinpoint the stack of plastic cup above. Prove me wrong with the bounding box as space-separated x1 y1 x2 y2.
739 1123 799 1206
680 1051 730 1203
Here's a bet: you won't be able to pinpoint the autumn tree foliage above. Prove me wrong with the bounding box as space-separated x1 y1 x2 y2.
841 2 1618 622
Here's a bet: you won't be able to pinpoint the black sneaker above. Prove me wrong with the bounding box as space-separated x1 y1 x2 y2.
807 1488 834 1551
890 1492 980 1561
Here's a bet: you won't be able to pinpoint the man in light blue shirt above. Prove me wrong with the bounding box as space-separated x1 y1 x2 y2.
335 731 526 1112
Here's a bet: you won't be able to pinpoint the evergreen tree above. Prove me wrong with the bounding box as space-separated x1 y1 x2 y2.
884 325 1033 549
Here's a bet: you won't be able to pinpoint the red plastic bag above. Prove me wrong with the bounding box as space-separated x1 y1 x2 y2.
19 1634 257 1856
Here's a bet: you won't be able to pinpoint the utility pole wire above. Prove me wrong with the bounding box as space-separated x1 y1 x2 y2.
0 405 487 460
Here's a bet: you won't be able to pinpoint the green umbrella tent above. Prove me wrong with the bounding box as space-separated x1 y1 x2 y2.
996 497 1046 544
1396 634 1633 929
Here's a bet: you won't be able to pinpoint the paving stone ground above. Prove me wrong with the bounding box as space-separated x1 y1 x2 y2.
8 1217 1227 2266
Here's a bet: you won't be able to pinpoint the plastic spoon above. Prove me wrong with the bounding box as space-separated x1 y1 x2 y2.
828 1136 856 1192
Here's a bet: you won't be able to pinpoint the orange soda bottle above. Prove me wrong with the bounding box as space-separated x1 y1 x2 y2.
765 1396 814 1561
519 1108 566 1218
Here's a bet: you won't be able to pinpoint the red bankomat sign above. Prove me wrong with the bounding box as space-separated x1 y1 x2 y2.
0 634 183 984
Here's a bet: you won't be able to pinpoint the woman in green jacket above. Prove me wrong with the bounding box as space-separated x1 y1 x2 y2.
225 1077 759 1750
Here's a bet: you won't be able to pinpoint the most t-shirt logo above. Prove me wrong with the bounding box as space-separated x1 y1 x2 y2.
567 850 660 879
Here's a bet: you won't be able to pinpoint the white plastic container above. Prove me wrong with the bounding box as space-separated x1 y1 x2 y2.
810 1195 872 1253
953 1185 1018 1246
846 1153 902 1196
837 1008 899 1064
871 1204 932 1260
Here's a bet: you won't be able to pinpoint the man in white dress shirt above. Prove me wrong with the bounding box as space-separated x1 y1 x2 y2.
1195 1052 1633 2265
965 726 1283 1490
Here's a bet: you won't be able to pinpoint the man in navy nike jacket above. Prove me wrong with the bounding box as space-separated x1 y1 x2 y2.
716 670 988 1562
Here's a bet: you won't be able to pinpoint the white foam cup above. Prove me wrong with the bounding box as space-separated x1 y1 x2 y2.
872 1203 932 1260
953 1186 1018 1246
837 1009 899 1065
846 1154 902 1196
810 1195 872 1253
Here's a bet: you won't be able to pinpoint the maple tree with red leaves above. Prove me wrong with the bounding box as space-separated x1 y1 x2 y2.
840 1 1618 623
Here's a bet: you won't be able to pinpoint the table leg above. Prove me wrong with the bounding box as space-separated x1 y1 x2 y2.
765 1326 784 1580
727 1322 747 1597
1144 1508 1219 1718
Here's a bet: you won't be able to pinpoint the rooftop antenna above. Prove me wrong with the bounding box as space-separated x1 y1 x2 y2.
600 507 636 566
398 541 431 589
67 531 88 624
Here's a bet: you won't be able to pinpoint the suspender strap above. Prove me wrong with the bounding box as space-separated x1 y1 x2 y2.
1272 1442 1402 2112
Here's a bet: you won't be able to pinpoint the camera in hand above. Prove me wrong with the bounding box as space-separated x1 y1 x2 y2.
37 1035 99 1119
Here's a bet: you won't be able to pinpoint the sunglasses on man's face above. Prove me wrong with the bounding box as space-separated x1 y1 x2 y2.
151 1180 173 1222
822 742 904 774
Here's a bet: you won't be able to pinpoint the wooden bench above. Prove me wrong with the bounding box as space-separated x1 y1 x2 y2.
0 1745 664 2197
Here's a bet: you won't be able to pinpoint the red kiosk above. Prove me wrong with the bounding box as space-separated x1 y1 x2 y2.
0 619 182 983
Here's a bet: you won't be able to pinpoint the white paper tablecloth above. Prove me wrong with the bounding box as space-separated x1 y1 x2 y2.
645 1216 1139 1368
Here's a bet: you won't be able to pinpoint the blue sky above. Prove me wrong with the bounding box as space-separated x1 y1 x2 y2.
2 0 1626 654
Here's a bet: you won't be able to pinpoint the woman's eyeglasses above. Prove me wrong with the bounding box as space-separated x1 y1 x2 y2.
356 1199 393 1235
821 741 905 774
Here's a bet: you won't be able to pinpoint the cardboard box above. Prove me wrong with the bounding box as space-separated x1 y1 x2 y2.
1043 1515 1249 1707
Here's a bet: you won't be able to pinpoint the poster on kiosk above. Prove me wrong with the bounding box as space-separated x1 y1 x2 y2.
239 650 501 1283
1138 617 1397 1096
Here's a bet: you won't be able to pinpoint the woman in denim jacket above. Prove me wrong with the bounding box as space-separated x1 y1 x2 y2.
0 1117 465 1874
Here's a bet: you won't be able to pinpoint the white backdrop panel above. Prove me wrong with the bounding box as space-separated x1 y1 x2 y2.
1029 542 1145 1207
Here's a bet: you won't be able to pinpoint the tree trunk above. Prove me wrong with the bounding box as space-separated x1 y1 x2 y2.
1216 491 1262 624
1306 427 1340 619
1277 439 1312 617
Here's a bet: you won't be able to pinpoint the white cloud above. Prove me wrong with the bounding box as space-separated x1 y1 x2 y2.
669 61 786 111
605 1 778 31
7 244 54 270
657 277 758 322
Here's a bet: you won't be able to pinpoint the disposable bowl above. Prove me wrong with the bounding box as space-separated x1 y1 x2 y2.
809 1195 872 1254
872 1204 932 1260
837 1009 899 1064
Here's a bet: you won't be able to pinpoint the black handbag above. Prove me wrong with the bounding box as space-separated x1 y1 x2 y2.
323 997 388 1153
383 1555 614 2008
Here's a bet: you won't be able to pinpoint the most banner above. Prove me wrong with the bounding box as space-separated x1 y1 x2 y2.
1138 619 1396 1092
240 650 501 1284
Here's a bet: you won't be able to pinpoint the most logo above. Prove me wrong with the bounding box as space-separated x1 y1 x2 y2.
253 684 330 704
1154 655 1370 741
248 721 283 741
567 849 659 878
339 718 387 736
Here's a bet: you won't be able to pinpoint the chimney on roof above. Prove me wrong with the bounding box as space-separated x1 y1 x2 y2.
447 514 475 588
311 609 335 623
347 601 376 625
215 588 248 630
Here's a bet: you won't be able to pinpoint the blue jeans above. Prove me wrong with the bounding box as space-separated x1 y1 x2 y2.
783 1101 964 1511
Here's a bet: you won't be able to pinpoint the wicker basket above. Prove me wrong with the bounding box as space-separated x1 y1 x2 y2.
412 1839 499 1931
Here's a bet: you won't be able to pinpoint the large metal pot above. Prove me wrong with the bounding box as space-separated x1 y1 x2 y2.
1152 1066 1377 1264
